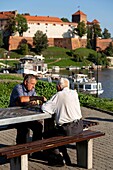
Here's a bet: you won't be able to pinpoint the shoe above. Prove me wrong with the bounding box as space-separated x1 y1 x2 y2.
48 154 64 167
63 153 72 166
31 151 45 160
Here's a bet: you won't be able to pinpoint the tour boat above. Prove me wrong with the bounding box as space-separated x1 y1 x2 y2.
69 74 104 95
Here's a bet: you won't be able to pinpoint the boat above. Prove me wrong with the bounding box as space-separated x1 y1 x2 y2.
66 66 80 70
75 81 104 95
16 55 48 75
70 74 104 95
52 66 60 72
68 73 104 95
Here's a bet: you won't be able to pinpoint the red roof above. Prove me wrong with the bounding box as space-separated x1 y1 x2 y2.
92 19 100 24
23 15 63 23
0 11 17 19
72 10 87 16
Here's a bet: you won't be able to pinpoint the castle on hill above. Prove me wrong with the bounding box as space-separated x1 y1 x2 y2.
0 10 112 51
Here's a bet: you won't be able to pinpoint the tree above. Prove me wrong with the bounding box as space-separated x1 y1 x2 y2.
19 43 29 55
5 14 28 37
0 31 4 47
4 15 16 36
93 24 102 38
14 14 28 36
33 30 48 54
105 42 113 56
102 28 111 39
73 21 86 38
61 18 70 22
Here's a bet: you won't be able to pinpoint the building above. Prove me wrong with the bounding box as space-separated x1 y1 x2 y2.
0 9 112 51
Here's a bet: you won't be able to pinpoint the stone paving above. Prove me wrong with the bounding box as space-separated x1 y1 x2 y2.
0 107 113 170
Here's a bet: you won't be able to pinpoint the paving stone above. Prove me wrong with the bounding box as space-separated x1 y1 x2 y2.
0 106 112 170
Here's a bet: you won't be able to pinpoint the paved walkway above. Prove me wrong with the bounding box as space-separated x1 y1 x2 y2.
0 107 113 170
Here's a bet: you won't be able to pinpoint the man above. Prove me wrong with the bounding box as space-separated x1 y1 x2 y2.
42 77 83 166
9 74 46 144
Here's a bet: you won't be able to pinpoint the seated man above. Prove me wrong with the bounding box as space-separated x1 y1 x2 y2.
9 74 46 144
42 77 83 166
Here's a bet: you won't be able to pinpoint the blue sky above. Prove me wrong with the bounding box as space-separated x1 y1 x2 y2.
0 0 113 37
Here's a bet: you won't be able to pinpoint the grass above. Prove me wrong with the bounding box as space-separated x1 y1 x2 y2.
0 47 96 69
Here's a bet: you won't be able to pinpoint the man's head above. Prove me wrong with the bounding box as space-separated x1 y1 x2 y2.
57 78 69 91
23 74 37 91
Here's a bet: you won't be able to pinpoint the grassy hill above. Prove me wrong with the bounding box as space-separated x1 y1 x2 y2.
0 47 97 69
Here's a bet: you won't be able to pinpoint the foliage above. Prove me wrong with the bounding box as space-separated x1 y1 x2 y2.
104 42 113 56
86 39 92 49
4 15 16 36
5 14 28 37
16 14 29 36
79 93 113 112
102 28 111 39
73 21 86 38
0 80 57 108
93 24 102 38
61 18 70 22
0 31 4 47
35 80 57 100
0 74 23 80
19 43 29 55
0 79 113 113
33 30 48 54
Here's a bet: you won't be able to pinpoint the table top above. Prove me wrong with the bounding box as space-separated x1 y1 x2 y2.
0 106 51 126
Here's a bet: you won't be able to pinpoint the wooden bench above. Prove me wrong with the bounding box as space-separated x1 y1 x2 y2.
0 129 105 170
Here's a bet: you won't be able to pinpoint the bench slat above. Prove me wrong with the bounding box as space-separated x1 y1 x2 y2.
0 130 105 159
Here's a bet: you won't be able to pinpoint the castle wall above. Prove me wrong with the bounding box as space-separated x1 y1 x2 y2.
23 21 79 39
96 38 113 50
9 36 87 51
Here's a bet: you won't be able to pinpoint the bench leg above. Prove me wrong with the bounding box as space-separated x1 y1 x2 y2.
10 154 28 170
76 139 93 169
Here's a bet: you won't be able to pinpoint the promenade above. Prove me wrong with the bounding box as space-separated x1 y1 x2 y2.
0 106 113 170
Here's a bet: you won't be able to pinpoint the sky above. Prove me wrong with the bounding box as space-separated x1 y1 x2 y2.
0 0 113 37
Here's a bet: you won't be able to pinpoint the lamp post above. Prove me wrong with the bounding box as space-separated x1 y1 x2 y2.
96 47 101 97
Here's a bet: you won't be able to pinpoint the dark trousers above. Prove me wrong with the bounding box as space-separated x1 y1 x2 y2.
43 119 83 163
16 120 43 144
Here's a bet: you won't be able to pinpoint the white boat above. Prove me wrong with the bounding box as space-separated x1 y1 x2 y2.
52 66 60 72
69 74 104 95
16 55 48 75
75 81 104 95
66 66 80 70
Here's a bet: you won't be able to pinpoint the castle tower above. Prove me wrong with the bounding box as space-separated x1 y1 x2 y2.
72 10 87 24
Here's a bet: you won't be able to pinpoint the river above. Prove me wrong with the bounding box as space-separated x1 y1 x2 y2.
94 68 113 99
53 68 113 99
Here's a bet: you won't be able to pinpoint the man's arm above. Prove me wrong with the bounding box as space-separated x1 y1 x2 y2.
16 96 47 106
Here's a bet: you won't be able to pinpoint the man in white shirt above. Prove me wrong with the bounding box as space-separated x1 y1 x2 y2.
42 77 83 166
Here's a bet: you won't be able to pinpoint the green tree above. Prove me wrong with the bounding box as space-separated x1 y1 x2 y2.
15 14 28 36
4 15 16 36
61 18 70 22
19 43 29 55
73 21 86 38
0 31 4 47
102 28 111 39
86 39 92 49
105 42 113 56
33 30 48 54
5 14 28 37
93 24 102 38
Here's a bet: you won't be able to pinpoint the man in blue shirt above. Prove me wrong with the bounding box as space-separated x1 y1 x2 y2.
9 74 46 144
